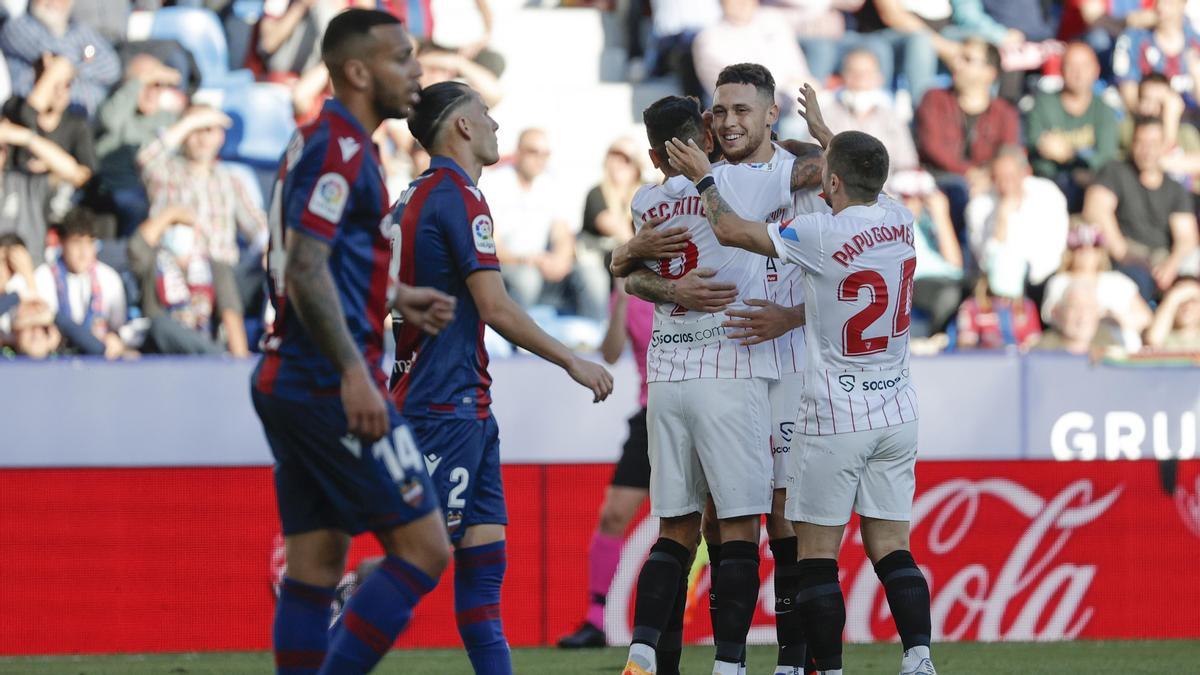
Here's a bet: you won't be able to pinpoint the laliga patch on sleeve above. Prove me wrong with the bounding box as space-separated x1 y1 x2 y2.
308 172 350 223
472 214 496 254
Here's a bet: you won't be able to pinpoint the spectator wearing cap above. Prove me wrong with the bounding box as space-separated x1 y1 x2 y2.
0 0 121 117
127 205 249 356
95 54 187 234
480 128 578 313
32 207 127 358
966 145 1069 300
1084 116 1200 304
576 137 644 321
893 169 963 336
139 104 268 309
1026 42 1119 213
820 48 919 177
1033 278 1121 356
1041 222 1153 351
1146 277 1200 351
1113 0 1200 111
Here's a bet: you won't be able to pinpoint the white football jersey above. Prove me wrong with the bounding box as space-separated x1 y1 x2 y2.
633 155 794 382
765 185 829 375
766 194 919 436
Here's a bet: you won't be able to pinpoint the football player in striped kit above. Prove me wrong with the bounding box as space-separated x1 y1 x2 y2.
666 83 936 675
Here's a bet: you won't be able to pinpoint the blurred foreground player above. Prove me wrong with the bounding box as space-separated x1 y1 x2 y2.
665 84 936 675
388 81 614 674
252 10 457 674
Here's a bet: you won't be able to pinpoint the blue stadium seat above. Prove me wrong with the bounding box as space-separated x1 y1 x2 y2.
150 7 253 88
219 82 296 170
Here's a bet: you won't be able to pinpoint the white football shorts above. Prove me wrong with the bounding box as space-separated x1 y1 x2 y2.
647 377 772 519
768 372 805 489
785 421 918 526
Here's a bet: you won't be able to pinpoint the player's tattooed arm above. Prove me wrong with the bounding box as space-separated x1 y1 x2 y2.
664 137 778 258
625 267 737 314
778 139 824 191
286 232 389 440
609 214 689 278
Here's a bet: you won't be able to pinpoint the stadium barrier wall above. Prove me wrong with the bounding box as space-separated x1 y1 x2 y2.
1 459 1198 654
0 352 1196 468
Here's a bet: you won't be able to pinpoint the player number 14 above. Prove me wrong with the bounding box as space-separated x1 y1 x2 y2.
838 257 916 357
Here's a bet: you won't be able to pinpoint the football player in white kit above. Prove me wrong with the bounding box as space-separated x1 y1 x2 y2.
665 85 936 675
612 93 817 675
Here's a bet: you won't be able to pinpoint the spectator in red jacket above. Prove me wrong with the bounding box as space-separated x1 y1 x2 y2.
916 36 1020 239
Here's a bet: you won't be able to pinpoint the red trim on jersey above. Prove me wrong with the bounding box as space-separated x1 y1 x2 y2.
388 171 448 409
299 114 368 241
363 190 392 393
256 352 282 394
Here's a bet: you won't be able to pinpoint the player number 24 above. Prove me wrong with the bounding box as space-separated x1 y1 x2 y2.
838 257 916 357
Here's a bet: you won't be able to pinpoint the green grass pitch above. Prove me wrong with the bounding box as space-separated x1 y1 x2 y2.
3 642 1199 674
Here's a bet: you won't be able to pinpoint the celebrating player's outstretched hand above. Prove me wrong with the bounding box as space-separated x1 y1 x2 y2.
722 299 806 346
628 214 692 260
342 363 389 442
665 137 712 182
796 83 833 147
395 284 457 335
567 357 614 403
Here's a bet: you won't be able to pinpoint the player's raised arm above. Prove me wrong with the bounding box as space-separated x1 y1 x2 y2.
285 231 388 442
665 137 779 257
796 82 834 149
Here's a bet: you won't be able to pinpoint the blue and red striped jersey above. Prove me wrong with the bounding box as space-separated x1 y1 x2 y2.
389 156 500 419
255 98 395 400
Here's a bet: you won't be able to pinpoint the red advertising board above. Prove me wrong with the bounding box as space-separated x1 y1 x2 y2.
1 460 1198 654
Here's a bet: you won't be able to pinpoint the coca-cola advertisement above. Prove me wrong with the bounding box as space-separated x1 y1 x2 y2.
1 460 1198 654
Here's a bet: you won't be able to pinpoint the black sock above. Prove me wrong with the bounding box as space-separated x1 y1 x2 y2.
707 541 722 646
795 558 844 672
657 572 688 675
711 540 759 664
874 550 932 651
770 537 806 668
631 538 690 648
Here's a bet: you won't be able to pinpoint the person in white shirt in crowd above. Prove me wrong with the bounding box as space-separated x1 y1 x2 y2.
820 48 919 178
428 0 505 76
33 207 127 359
1040 222 1153 351
966 145 1068 294
482 128 589 315
628 0 720 96
892 169 963 337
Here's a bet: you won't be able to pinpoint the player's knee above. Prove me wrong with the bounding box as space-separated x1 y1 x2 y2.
659 513 701 550
378 513 452 577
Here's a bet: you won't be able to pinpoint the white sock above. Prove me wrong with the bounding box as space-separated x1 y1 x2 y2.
774 667 803 675
903 645 932 664
627 642 656 672
712 660 741 675
817 670 844 675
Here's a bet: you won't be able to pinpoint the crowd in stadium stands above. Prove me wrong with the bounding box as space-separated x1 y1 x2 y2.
1 0 1199 361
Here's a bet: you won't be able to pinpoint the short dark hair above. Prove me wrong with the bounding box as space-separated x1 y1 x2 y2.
58 207 98 241
715 63 776 102
963 36 1002 72
408 81 475 151
1140 71 1172 92
321 9 402 67
826 131 889 200
0 232 26 249
642 95 704 155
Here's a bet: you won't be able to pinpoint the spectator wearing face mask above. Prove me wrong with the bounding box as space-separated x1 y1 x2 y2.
820 48 919 177
95 54 187 234
127 205 249 356
0 0 121 117
32 207 127 358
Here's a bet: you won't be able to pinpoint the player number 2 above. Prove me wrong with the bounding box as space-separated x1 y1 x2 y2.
447 468 470 509
838 257 916 357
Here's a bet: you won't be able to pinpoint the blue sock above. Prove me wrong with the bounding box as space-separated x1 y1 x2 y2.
274 577 335 675
454 541 512 675
320 556 437 674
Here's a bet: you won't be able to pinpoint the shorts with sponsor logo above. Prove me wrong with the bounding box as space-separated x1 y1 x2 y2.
253 387 438 537
785 421 918 526
769 372 805 488
648 378 772 519
407 415 507 544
